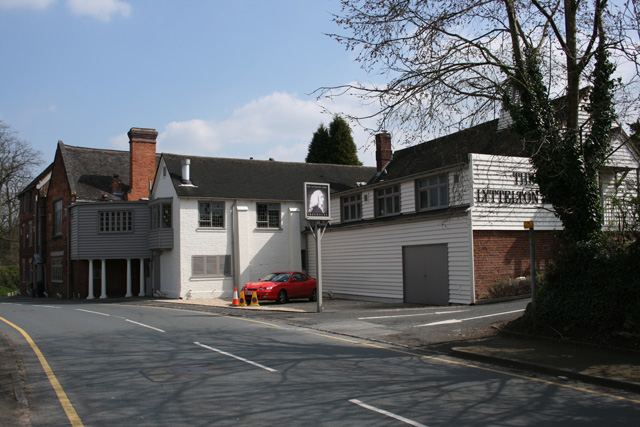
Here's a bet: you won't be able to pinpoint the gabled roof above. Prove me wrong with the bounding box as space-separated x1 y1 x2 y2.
371 119 528 184
58 143 132 201
18 162 53 198
161 153 376 201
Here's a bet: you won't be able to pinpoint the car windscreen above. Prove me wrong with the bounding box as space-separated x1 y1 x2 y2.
271 273 291 282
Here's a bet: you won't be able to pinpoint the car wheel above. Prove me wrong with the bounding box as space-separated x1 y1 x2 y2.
309 289 317 302
276 290 288 304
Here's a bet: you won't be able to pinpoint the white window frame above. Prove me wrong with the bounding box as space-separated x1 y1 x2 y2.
375 185 401 217
99 210 133 233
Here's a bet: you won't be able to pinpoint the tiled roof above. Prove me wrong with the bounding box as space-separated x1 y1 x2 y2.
162 153 377 200
371 119 528 184
60 144 133 201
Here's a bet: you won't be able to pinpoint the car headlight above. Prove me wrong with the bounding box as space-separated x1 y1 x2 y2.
264 286 273 290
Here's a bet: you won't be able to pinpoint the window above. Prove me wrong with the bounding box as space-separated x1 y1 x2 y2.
198 201 224 228
99 211 133 232
257 203 280 228
375 185 400 217
191 255 232 277
341 194 362 222
51 257 63 282
417 175 449 210
54 200 63 236
151 203 172 229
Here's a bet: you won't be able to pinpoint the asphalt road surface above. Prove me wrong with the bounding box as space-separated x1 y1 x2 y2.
1 300 638 426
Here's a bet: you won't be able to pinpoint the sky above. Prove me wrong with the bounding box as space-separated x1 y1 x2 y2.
0 0 382 169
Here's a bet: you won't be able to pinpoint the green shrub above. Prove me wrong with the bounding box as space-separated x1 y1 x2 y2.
534 235 640 338
0 265 19 296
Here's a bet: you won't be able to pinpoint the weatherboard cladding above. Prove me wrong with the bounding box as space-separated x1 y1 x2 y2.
70 202 151 260
161 153 376 200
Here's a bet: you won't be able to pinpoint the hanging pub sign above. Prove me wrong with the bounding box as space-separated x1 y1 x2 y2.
304 182 331 220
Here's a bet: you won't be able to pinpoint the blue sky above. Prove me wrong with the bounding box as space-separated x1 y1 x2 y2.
0 0 381 168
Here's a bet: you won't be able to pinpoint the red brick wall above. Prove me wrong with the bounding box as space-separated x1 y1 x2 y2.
128 128 157 201
473 230 563 299
45 148 72 297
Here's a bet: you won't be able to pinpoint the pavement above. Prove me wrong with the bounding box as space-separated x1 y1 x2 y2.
1 295 639 421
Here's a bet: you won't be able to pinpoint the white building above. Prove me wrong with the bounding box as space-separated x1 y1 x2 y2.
307 122 640 305
149 154 375 299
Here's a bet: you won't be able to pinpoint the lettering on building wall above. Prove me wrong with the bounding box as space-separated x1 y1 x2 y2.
476 171 541 205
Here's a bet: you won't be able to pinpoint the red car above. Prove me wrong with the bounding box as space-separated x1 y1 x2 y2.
241 272 317 304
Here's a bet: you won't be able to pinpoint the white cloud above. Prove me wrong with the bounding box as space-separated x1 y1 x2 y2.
0 0 55 10
66 0 131 22
108 132 128 150
116 90 381 166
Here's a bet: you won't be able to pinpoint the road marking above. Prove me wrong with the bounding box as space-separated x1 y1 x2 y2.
76 309 110 316
349 399 428 426
125 319 166 333
37 305 61 309
0 316 84 427
194 341 277 372
359 310 469 320
415 309 525 327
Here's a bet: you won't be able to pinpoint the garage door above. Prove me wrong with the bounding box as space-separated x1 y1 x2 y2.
403 244 449 305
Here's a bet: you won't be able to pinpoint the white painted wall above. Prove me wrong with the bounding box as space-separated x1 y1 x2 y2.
470 154 561 231
308 213 473 304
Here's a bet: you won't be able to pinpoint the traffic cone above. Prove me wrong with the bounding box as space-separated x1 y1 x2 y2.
238 291 247 307
249 291 260 306
231 287 239 306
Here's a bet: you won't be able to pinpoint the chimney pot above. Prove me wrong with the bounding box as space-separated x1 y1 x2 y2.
181 159 192 185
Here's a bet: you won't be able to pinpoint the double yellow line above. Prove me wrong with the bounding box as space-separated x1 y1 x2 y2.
0 316 83 427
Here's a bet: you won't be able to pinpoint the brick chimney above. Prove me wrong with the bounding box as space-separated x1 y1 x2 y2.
128 127 157 201
375 132 392 172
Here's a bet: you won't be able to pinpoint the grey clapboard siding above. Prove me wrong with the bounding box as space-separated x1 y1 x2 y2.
70 202 151 260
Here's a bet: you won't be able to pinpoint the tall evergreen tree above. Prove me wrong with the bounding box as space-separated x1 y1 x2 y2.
305 124 331 164
306 116 361 165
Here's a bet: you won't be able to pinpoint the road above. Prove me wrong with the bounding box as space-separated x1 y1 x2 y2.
1 299 639 426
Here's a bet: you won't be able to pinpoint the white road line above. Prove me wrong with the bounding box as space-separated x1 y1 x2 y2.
37 305 61 309
415 309 525 327
76 309 110 316
125 319 166 333
349 399 428 427
359 310 469 320
194 341 277 372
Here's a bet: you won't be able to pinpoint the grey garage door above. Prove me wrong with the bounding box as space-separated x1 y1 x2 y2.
403 244 449 305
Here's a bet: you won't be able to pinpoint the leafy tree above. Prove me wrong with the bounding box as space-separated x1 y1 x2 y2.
324 0 634 241
0 121 42 265
306 116 362 165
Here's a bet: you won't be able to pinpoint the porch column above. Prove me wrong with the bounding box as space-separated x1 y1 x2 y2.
138 259 145 297
126 258 132 297
100 259 107 299
87 259 94 300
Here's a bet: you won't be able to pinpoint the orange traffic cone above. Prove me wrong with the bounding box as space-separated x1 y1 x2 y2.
238 291 247 307
249 291 260 307
231 287 239 306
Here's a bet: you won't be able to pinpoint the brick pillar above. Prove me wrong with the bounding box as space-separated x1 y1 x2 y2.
128 128 158 201
375 132 392 172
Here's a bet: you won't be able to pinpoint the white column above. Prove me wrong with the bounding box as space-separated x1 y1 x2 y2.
100 259 107 299
126 258 132 297
87 260 94 299
138 259 145 297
